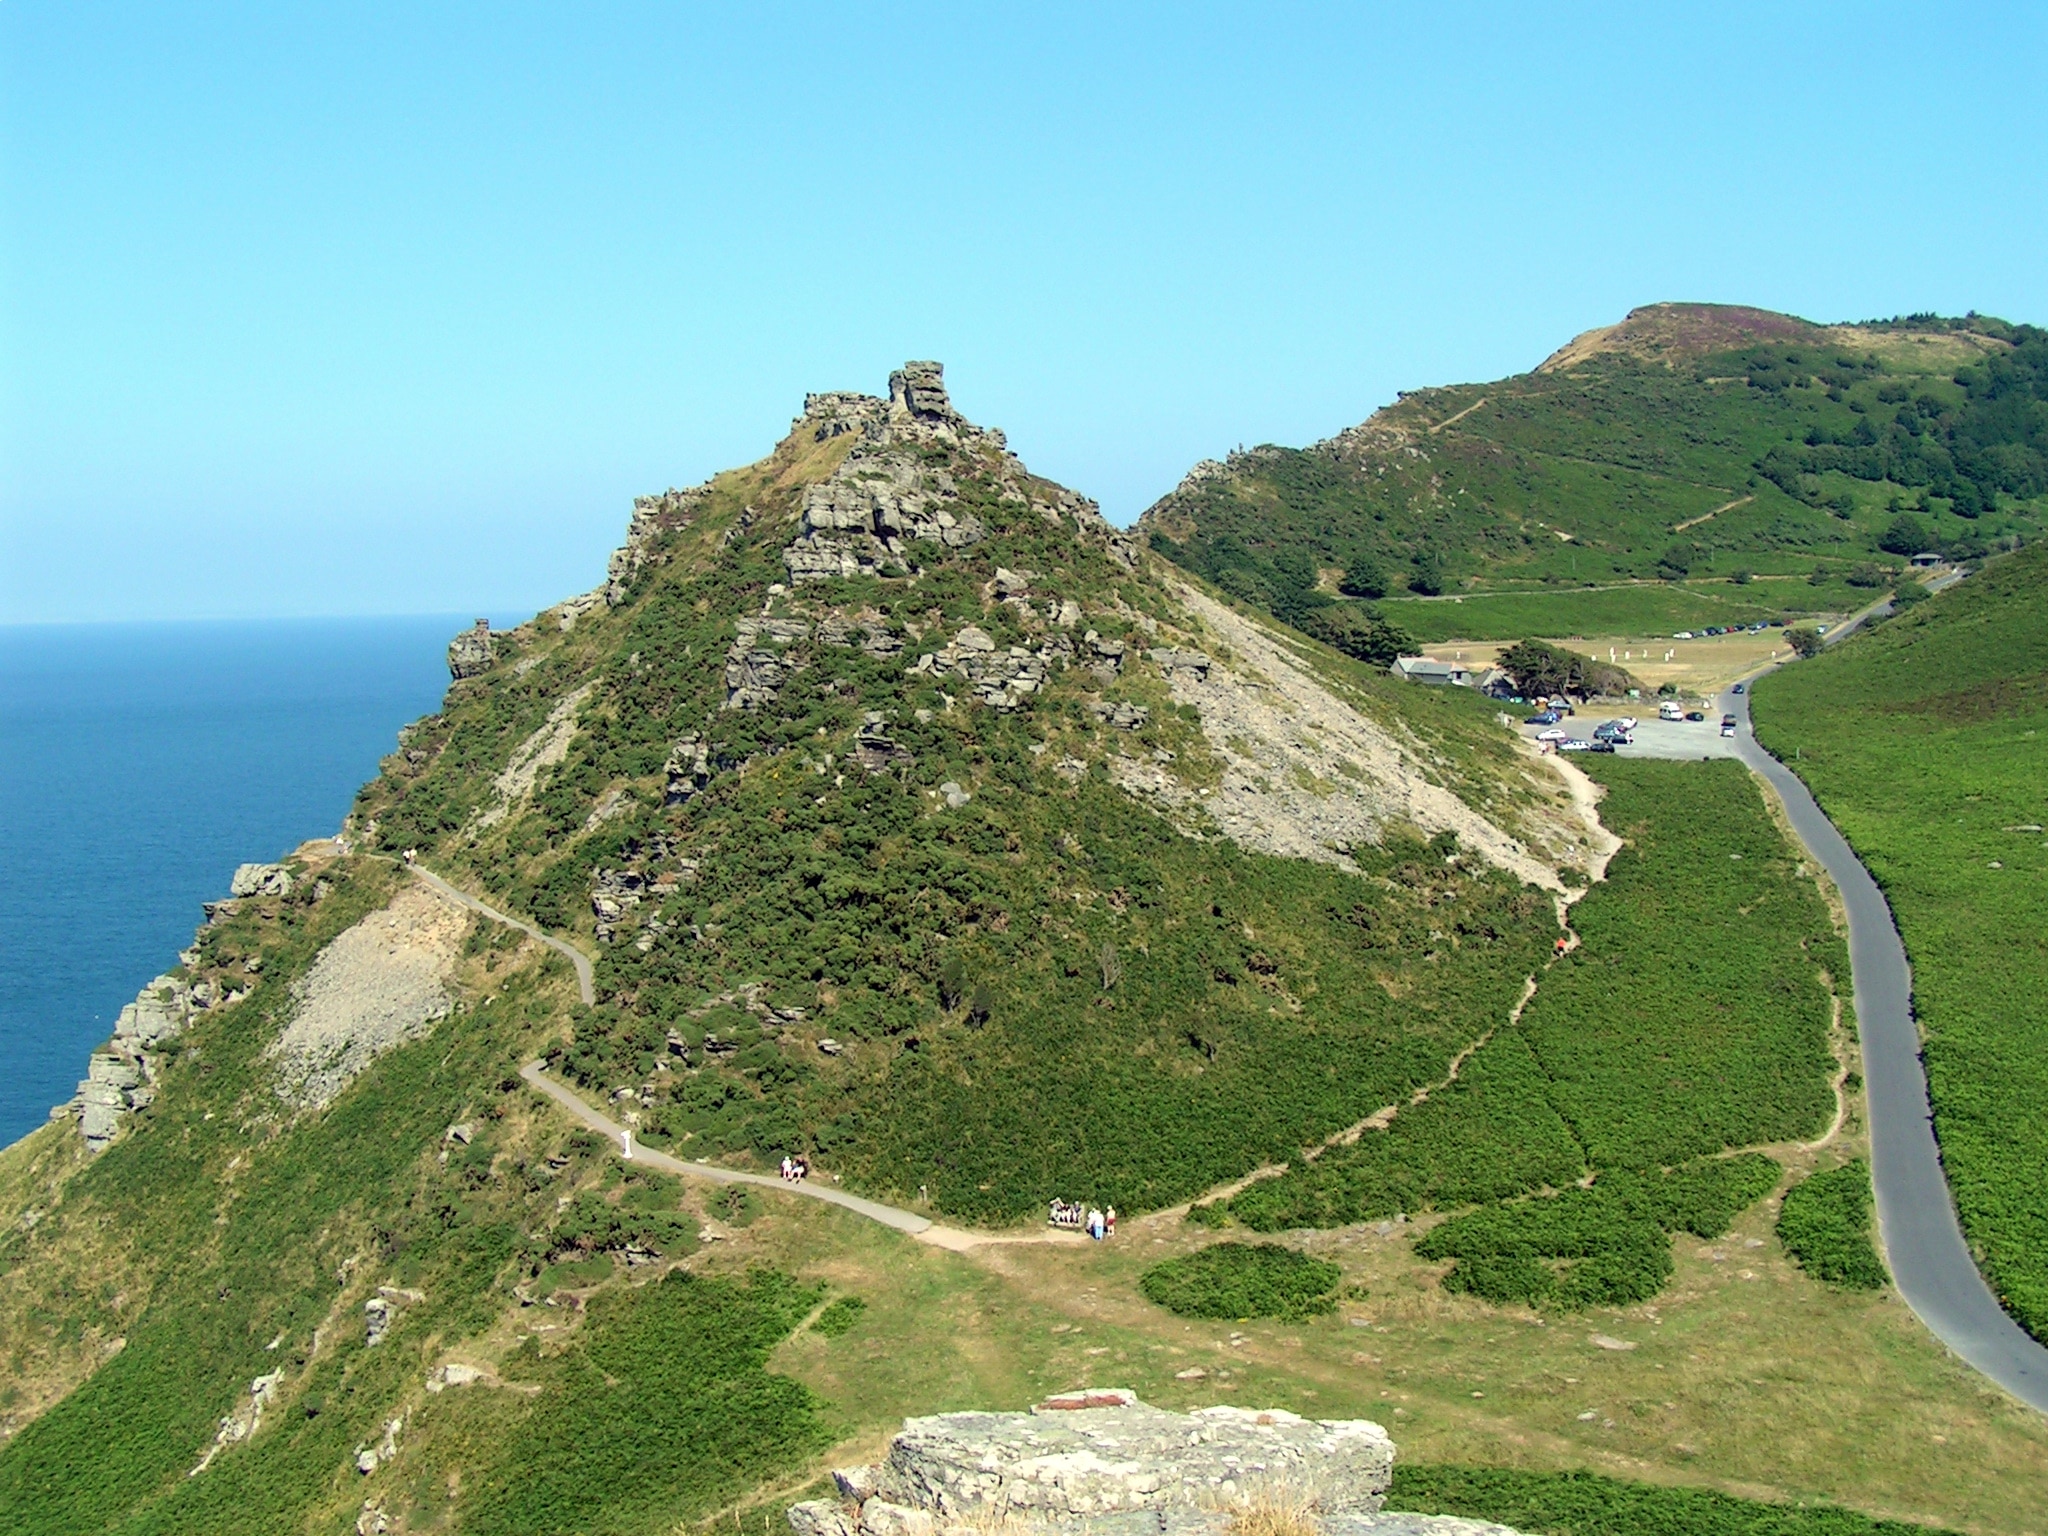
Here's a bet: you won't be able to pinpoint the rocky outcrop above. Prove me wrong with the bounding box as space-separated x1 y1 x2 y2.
447 620 496 681
608 485 707 605
908 625 1068 712
790 1395 1518 1536
231 862 295 899
62 963 251 1150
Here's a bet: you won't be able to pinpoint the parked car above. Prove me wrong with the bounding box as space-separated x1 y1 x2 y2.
1617 716 1638 731
1593 721 1632 743
1673 630 1695 640
1537 727 1569 743
1685 710 1707 722
1558 738 1594 752
1587 739 1617 753
1731 682 1746 694
1720 716 1738 737
1525 711 1560 726
1659 701 1684 720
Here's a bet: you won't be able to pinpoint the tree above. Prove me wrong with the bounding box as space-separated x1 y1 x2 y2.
1501 638 1576 698
1655 543 1695 581
1500 637 1636 701
1409 551 1446 596
1338 558 1388 599
1879 514 1931 557
1787 627 1824 658
1297 605 1416 667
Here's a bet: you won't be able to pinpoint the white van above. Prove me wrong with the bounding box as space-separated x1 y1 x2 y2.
1658 701 1684 721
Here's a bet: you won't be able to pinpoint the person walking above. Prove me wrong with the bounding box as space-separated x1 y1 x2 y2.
1087 1207 1105 1240
1105 1206 1117 1238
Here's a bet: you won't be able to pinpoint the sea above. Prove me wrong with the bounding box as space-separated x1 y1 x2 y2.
0 615 514 1149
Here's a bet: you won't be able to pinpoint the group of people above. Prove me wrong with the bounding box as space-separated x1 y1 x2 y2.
1048 1199 1117 1239
778 1154 811 1182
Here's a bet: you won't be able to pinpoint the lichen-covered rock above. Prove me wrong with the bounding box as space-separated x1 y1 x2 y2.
845 1394 1393 1521
791 1396 1520 1536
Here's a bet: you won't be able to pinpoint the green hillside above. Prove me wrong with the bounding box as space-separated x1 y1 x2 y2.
1139 304 2046 643
1231 757 1841 1313
1751 542 2048 1339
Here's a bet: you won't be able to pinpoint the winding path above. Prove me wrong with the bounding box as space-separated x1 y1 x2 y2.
520 1060 933 1235
408 865 595 1006
1723 680 2048 1412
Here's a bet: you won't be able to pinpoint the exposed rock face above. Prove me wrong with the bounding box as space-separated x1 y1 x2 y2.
230 862 295 899
790 1396 1519 1536
608 485 707 605
447 620 496 681
265 884 467 1110
64 962 249 1149
726 618 813 710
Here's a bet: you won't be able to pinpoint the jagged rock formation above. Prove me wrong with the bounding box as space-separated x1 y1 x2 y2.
789 1394 1519 1536
60 937 252 1149
446 620 496 680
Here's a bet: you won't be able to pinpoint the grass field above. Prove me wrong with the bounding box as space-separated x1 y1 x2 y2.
1751 542 2048 1341
1382 578 1859 646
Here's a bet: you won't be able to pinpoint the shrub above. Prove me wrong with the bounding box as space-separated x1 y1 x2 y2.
1140 1242 1343 1321
1390 1464 1954 1536
1414 1155 1781 1311
811 1295 868 1337
1778 1160 1886 1290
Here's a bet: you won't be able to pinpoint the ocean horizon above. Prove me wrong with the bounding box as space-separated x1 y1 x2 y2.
0 614 520 1148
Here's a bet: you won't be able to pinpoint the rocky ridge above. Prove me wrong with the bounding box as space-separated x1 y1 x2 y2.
789 1393 1519 1536
54 859 295 1150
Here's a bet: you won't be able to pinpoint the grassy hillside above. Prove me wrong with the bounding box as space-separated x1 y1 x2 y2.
1231 758 1842 1313
346 377 1574 1227
1139 304 2046 644
1751 542 2048 1340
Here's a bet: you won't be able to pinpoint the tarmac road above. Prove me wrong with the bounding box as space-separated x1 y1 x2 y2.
1722 680 2048 1413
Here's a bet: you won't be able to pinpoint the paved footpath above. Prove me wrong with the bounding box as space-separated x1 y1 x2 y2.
410 865 595 1006
1725 678 2048 1413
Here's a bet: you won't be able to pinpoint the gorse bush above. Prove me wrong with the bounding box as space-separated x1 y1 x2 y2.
1778 1161 1886 1290
1414 1155 1781 1309
1140 1242 1343 1321
1390 1464 1956 1536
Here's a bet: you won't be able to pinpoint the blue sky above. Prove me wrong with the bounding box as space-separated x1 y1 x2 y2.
4 3 2044 623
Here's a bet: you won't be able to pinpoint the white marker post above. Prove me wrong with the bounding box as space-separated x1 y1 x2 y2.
622 1128 633 1160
